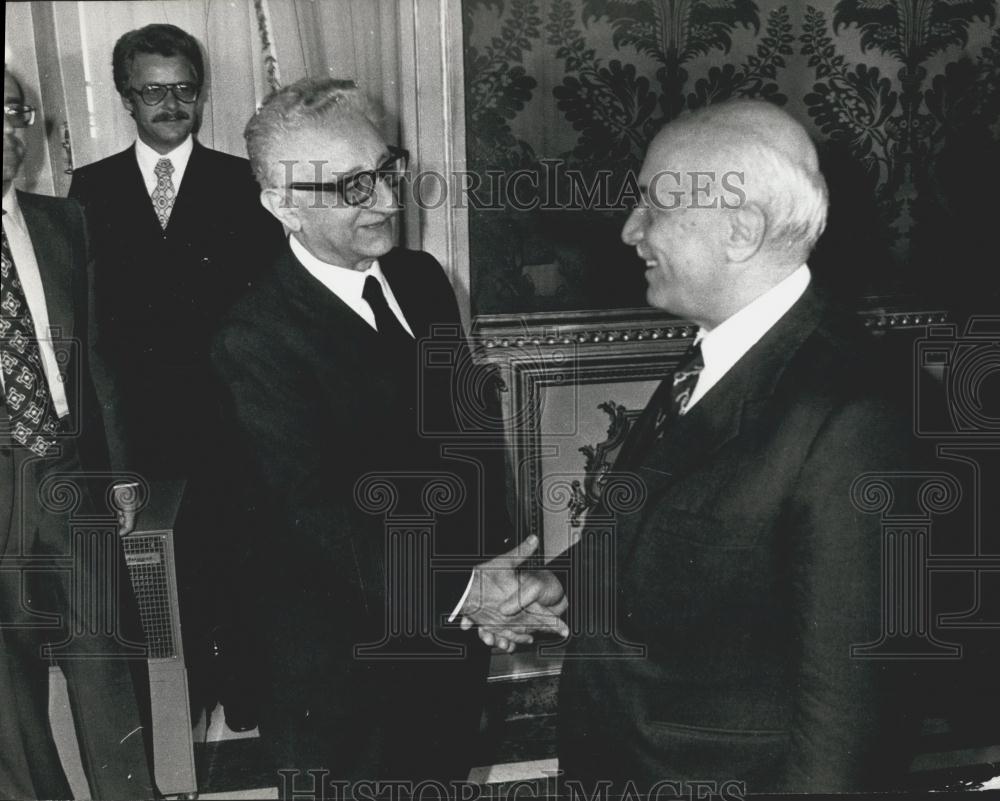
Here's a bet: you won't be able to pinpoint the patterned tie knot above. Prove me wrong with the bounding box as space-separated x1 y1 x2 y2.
670 339 704 417
152 158 176 229
650 338 705 438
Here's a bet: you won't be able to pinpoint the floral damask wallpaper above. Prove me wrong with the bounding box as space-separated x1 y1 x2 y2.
462 0 999 316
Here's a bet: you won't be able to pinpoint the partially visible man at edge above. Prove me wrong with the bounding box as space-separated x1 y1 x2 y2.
1 64 156 801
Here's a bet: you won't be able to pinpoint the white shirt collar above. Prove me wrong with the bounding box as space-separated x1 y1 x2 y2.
685 264 811 411
2 185 21 218
287 234 413 336
134 135 195 195
2 183 26 218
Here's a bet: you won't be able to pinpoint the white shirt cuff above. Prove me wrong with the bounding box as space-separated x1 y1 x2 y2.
447 570 477 623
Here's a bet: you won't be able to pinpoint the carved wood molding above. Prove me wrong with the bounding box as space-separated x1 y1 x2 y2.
472 309 696 352
861 309 950 331
472 304 950 353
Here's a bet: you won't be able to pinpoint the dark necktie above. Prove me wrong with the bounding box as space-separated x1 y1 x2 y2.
614 338 704 471
1 220 62 455
362 275 413 344
653 338 705 437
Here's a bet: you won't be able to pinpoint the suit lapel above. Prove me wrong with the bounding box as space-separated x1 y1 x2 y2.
166 140 206 237
380 249 431 341
17 193 74 345
276 244 381 346
113 146 163 235
613 288 828 558
647 288 826 484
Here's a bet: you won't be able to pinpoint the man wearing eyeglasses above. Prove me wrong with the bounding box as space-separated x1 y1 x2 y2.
2 65 156 801
68 23 283 733
210 77 567 791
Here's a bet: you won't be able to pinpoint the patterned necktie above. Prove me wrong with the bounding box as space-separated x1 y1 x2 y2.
152 157 175 229
362 275 413 344
653 338 705 436
1 220 62 455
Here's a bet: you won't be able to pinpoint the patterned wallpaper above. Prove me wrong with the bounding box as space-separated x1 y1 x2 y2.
462 0 999 316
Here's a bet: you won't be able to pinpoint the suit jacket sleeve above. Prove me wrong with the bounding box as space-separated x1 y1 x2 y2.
68 168 129 472
781 395 917 790
53 195 111 478
422 258 516 555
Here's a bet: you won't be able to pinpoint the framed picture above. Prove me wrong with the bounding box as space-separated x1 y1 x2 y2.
473 309 693 557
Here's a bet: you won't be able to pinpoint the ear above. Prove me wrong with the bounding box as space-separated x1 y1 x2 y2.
120 91 136 118
261 188 301 232
725 202 766 263
193 85 208 116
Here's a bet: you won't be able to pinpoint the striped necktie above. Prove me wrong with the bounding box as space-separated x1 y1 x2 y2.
654 338 705 436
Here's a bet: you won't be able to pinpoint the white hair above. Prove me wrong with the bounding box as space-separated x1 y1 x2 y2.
677 101 829 259
719 128 829 256
244 77 380 189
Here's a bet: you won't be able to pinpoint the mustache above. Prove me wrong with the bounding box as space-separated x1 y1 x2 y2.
152 111 191 122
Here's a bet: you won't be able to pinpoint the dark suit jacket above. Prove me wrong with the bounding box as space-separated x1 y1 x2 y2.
211 244 510 782
0 193 108 473
68 140 283 476
557 286 922 794
1 191 154 800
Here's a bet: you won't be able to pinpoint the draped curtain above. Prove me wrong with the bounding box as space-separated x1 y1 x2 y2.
5 0 401 197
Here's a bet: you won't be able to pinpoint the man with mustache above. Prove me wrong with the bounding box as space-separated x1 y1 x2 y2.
68 23 283 732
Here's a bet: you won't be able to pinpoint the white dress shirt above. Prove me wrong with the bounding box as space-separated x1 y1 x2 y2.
288 233 414 337
1 187 70 418
685 264 811 412
134 135 194 196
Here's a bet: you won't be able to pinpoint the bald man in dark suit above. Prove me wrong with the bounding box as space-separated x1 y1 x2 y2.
477 100 928 794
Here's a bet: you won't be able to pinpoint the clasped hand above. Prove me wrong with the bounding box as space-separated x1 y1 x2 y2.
459 535 569 653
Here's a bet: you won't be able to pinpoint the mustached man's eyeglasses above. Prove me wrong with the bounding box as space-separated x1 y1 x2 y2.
288 146 409 208
4 103 36 128
128 82 200 106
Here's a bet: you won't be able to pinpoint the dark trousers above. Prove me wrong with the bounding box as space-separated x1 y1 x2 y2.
260 628 490 799
0 437 155 800
124 396 263 722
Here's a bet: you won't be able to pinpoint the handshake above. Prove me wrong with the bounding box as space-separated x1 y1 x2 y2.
458 535 569 653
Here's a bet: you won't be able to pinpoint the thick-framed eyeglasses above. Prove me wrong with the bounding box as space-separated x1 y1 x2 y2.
288 146 409 208
128 82 200 106
4 103 36 128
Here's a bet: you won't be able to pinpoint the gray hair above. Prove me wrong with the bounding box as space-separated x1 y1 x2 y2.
244 77 379 188
678 101 829 259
